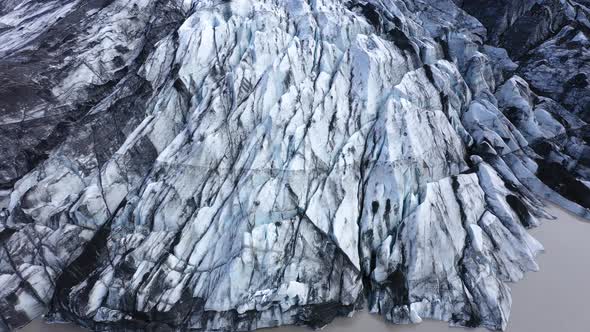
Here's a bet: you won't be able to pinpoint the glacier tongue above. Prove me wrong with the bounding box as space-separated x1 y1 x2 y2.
0 0 589 331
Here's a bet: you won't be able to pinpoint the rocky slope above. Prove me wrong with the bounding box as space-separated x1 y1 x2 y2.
0 0 588 331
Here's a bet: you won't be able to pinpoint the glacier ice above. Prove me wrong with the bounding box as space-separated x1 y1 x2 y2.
0 0 589 331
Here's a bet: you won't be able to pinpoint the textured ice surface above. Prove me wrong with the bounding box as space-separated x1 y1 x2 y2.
0 0 589 331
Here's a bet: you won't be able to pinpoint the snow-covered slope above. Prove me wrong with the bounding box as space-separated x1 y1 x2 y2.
0 0 588 331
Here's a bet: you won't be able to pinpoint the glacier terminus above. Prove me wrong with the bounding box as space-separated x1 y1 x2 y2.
0 0 589 331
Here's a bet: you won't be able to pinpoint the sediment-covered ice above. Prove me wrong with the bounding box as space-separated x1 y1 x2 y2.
0 0 588 331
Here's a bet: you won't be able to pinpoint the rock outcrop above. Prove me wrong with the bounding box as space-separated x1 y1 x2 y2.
0 0 588 331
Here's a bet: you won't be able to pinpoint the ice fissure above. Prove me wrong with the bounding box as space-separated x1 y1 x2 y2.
0 0 589 331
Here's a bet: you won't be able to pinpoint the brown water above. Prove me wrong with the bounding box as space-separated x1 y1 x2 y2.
20 204 590 332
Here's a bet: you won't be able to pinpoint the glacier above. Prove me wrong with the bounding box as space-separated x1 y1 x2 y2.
0 0 588 331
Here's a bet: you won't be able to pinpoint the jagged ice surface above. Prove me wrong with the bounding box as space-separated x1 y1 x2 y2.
0 0 589 331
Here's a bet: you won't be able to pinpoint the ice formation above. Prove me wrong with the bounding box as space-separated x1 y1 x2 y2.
0 0 588 331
